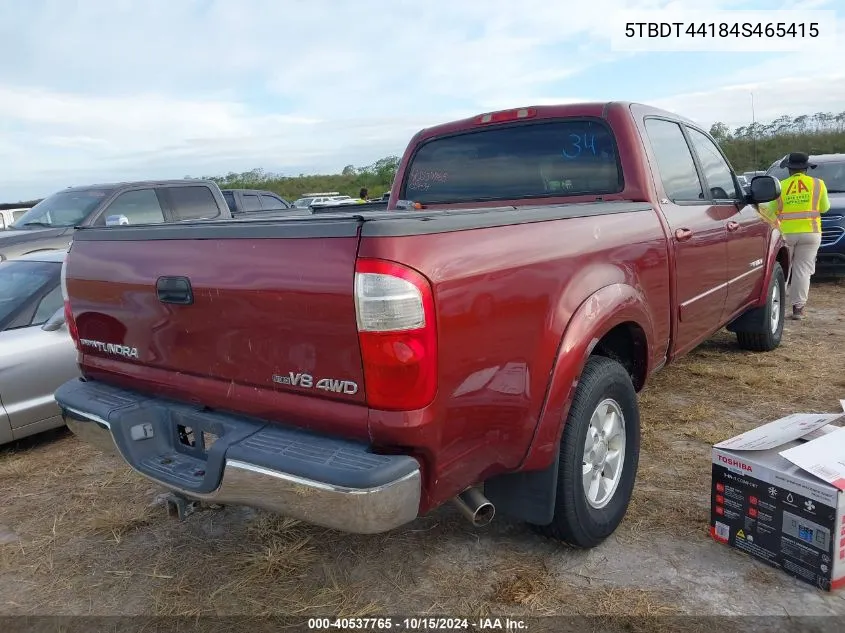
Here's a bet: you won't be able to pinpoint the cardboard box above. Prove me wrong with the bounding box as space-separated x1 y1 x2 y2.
710 407 845 591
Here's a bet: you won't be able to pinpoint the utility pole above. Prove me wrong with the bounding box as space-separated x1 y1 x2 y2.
750 92 758 170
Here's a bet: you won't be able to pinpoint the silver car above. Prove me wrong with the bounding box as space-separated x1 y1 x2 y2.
0 250 78 444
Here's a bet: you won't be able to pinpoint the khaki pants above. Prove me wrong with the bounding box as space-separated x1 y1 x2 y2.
785 232 823 308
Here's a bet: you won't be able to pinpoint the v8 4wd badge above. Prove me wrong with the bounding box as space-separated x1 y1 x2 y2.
272 372 359 395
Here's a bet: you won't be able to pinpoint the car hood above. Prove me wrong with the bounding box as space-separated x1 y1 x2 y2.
0 226 68 245
828 192 845 211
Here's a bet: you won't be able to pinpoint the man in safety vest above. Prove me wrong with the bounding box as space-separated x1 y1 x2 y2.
764 152 831 320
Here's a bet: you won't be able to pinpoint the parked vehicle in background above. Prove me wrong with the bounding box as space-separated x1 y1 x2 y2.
767 153 845 275
0 208 30 230
737 175 749 194
221 189 291 216
0 251 77 445
57 101 785 549
0 180 232 262
292 192 357 209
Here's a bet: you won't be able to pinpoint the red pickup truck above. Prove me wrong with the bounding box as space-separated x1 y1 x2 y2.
55 102 786 548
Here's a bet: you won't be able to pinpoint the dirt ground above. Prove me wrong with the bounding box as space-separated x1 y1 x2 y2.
2 280 845 628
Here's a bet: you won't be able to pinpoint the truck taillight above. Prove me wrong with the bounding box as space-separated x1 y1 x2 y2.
60 258 80 346
354 259 437 411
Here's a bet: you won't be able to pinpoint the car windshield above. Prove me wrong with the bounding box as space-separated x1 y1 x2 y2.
293 197 315 208
0 260 59 327
402 118 623 204
10 189 112 228
767 159 845 194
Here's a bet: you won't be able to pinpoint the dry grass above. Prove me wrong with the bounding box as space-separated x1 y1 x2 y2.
744 564 780 585
1 280 843 618
624 279 845 540
488 562 677 618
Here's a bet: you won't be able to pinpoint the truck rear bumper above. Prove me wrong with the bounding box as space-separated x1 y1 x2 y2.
56 379 421 534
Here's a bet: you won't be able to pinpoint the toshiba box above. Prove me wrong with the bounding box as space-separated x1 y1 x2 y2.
711 408 845 591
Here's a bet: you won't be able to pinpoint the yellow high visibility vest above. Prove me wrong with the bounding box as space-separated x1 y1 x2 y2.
766 173 831 234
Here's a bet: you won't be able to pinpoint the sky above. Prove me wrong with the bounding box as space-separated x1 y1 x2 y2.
0 0 842 201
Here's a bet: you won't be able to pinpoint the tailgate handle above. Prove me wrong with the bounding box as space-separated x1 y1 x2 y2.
156 276 194 305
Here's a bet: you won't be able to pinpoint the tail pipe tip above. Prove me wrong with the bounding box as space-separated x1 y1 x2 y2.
453 487 495 527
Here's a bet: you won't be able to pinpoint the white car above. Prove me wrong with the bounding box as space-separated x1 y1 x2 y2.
292 193 360 209
0 208 30 230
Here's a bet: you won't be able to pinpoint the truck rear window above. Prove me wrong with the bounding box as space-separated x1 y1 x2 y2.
402 119 623 204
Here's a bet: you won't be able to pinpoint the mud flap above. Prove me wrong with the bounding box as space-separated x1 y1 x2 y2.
726 306 766 334
484 442 560 526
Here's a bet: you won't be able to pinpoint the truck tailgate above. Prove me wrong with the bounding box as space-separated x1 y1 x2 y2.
64 220 368 428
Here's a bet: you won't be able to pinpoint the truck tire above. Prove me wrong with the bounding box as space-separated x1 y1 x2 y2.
735 262 785 352
532 355 640 548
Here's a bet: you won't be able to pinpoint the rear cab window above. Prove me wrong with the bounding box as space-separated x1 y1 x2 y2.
242 194 261 212
401 118 623 204
260 194 286 210
166 185 221 221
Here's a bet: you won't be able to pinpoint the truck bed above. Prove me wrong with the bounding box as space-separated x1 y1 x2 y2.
61 199 668 510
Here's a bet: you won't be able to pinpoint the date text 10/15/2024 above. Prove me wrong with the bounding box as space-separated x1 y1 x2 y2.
307 617 528 631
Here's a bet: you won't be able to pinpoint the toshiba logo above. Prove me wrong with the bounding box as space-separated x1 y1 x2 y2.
718 455 753 473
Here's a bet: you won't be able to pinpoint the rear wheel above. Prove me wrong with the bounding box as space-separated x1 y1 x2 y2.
531 355 640 548
736 262 785 352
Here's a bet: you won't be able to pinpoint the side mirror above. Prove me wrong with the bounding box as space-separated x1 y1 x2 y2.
105 214 129 226
747 175 781 204
41 307 65 332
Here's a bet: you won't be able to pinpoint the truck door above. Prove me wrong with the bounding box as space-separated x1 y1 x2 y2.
684 126 768 321
642 117 728 357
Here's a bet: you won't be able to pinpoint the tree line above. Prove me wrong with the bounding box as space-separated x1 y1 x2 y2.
194 155 401 201
711 111 845 172
4 111 844 207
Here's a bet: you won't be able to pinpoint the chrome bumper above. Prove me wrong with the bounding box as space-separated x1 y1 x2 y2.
64 408 421 534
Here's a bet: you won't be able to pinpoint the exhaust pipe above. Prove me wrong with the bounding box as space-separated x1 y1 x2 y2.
453 487 495 527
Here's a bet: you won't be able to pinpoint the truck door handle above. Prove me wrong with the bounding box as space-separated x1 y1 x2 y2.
727 221 740 232
156 276 194 305
675 228 693 242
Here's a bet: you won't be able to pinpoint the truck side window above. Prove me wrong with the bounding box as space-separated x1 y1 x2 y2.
686 127 738 200
243 194 261 212
100 189 165 225
223 191 237 213
260 195 285 210
644 119 705 202
167 186 220 221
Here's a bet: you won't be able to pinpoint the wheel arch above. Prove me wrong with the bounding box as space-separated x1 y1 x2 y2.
484 283 653 525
